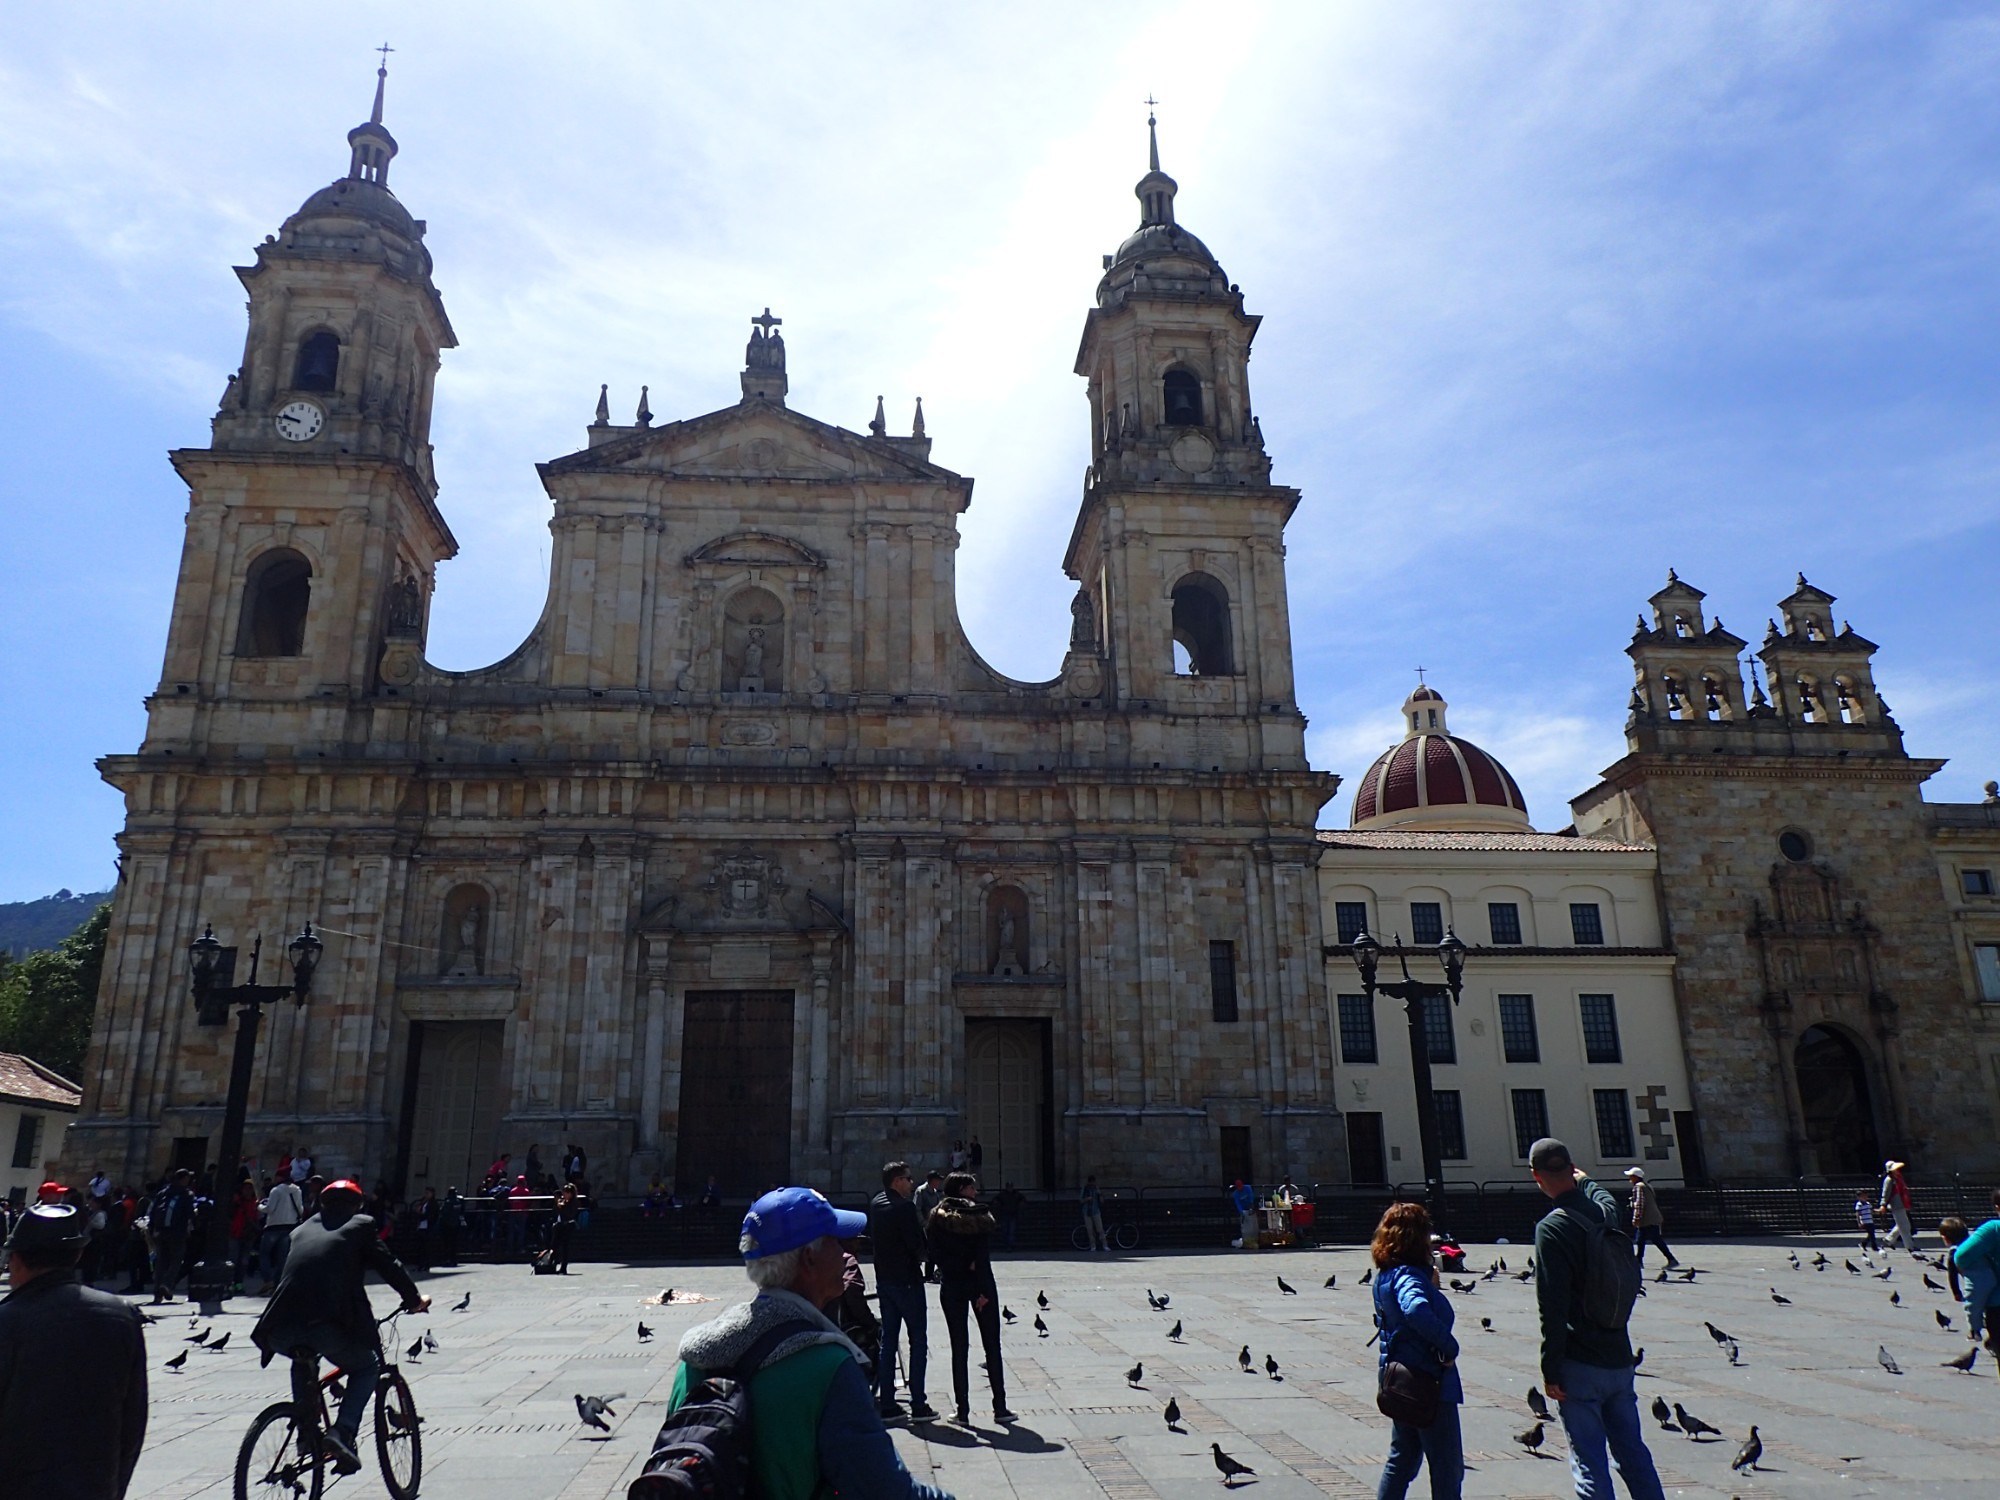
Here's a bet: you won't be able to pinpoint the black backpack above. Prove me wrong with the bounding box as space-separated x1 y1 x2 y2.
1562 1204 1641 1329
628 1320 819 1500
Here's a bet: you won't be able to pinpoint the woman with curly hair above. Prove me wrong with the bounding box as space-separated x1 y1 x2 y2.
1371 1200 1463 1499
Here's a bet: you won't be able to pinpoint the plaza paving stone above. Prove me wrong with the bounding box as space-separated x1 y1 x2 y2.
122 1236 1996 1498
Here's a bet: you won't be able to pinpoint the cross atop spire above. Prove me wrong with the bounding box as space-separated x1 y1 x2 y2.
1145 96 1160 172
347 48 399 185
372 44 394 124
1414 665 1428 685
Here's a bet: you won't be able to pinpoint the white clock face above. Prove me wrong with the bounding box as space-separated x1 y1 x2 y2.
274 400 324 442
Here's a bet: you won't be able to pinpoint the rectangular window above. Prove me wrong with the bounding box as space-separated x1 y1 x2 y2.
1511 1089 1550 1159
1337 994 1378 1064
1219 1125 1253 1185
1209 941 1239 1023
1433 1090 1467 1160
1488 902 1523 945
1498 994 1540 1063
1570 902 1605 945
1964 869 1995 897
1421 992 1456 1065
1976 944 2000 1002
1334 901 1370 944
1594 1089 1636 1157
1580 993 1622 1063
1410 902 1444 945
9 1115 40 1171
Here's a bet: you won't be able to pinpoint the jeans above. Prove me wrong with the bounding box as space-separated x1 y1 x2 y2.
1555 1358 1665 1500
1632 1226 1677 1268
1082 1210 1108 1251
1885 1201 1918 1252
876 1280 929 1406
290 1323 379 1443
261 1226 295 1286
938 1281 1006 1416
151 1232 188 1299
1377 1401 1463 1499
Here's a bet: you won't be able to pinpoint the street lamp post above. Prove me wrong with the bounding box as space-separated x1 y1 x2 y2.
185 921 322 1314
1344 926 1467 1228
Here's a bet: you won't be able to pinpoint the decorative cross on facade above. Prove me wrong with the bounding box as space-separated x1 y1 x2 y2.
751 308 782 335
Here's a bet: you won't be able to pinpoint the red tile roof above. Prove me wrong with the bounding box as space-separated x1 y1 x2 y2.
1317 830 1654 854
0 1053 82 1110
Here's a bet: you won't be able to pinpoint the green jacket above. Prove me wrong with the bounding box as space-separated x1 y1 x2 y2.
1533 1178 1636 1387
666 1343 848 1500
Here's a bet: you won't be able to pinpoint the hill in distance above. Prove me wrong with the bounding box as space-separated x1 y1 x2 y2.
0 889 114 959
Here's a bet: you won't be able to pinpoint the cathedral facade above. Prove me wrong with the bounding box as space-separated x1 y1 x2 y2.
66 86 1339 1198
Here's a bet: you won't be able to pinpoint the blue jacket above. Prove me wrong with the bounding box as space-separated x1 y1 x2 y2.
1230 1183 1257 1215
1951 1218 2000 1329
1374 1264 1463 1404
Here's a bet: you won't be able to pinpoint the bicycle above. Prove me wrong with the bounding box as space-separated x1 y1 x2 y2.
1072 1219 1140 1251
234 1308 424 1500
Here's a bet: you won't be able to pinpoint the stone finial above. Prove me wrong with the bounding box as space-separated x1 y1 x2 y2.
636 385 652 427
1983 780 1998 805
592 384 610 427
869 396 887 438
911 397 926 439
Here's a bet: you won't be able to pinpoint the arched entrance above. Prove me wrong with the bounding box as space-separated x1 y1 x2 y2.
1793 1025 1881 1176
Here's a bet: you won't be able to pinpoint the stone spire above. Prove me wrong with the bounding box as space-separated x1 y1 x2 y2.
868 395 887 437
346 50 399 185
1135 104 1178 227
636 385 652 427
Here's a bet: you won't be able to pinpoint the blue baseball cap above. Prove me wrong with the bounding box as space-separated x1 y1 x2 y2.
739 1187 867 1260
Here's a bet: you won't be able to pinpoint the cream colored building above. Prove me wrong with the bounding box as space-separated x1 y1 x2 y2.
0 1054 81 1201
1319 687 1695 1187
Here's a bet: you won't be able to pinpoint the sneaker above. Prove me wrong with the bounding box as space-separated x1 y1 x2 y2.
878 1404 909 1428
322 1429 364 1476
1231 1239 1243 1249
993 1406 1017 1424
955 1406 971 1426
908 1400 938 1421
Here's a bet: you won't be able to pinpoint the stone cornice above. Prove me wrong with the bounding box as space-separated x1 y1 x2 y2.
1592 751 1944 791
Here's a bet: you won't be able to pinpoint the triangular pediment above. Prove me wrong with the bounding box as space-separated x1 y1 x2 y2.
541 400 962 485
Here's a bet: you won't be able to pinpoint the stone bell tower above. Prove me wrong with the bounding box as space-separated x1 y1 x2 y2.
148 59 457 743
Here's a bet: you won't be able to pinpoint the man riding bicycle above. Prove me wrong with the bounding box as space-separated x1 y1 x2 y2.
251 1179 428 1475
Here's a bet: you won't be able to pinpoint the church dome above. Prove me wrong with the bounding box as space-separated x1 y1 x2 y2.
290 175 419 240
1350 684 1531 832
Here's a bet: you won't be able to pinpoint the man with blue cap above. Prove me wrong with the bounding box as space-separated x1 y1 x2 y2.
648 1187 954 1499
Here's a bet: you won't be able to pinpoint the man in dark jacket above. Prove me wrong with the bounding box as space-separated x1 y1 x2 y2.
867 1161 935 1421
252 1179 428 1475
0 1203 148 1498
147 1169 195 1304
1529 1138 1664 1500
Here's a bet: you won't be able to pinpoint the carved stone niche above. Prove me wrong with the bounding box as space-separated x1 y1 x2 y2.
987 884 1030 977
440 882 491 977
723 586 784 693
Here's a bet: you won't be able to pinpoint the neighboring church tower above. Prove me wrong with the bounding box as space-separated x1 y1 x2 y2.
150 59 456 735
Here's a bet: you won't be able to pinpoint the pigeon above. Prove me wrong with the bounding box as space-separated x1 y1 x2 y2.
1924 1273 1946 1293
1875 1267 1893 1281
1703 1321 1732 1345
1732 1427 1763 1472
1769 1288 1791 1305
659 1288 674 1304
1942 1345 1978 1372
1889 1291 1901 1307
1936 1309 1955 1330
1002 1306 1015 1324
1323 1273 1338 1289
1448 1278 1476 1294
1673 1267 1699 1282
575 1392 623 1431
1479 1317 1493 1331
1146 1289 1163 1310
1813 1251 1829 1267
1212 1444 1256 1485
1632 1347 1645 1370
1163 1396 1183 1431
1037 1290 1049 1310
637 1322 654 1342
1154 1292 1170 1310
208 1332 231 1352
1516 1422 1546 1454
1126 1362 1145 1388
407 1337 424 1360
1877 1345 1902 1375
1788 1250 1800 1269
1527 1385 1551 1421
1845 1260 1862 1274
1497 1256 1508 1270
138 1311 159 1325
423 1331 438 1353
165 1350 188 1372
1514 1269 1535 1281
1168 1319 1183 1341
1264 1353 1281 1381
1359 1268 1373 1285
1034 1314 1048 1338
452 1292 472 1311
1481 1265 1500 1281
1674 1404 1720 1440
1724 1340 1741 1366
1238 1345 1253 1373
1277 1276 1297 1295
186 1328 211 1345
1650 1395 1676 1430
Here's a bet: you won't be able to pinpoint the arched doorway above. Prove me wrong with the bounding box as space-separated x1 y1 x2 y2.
1792 1025 1881 1176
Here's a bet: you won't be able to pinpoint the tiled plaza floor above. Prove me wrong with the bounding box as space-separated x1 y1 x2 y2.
124 1235 1995 1498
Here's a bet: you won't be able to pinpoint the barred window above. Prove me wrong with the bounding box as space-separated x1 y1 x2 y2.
1498 994 1539 1063
1511 1089 1550 1159
1594 1089 1635 1157
1422 992 1456 1065
1488 902 1522 945
1335 901 1370 944
1580 993 1622 1063
1410 902 1444 945
1337 994 1378 1064
1433 1090 1467 1160
1570 903 1605 945
1209 941 1239 1023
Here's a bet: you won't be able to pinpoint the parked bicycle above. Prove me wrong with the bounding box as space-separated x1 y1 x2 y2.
235 1308 423 1500
1072 1219 1140 1250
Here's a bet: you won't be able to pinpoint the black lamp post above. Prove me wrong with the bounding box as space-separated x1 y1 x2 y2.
1344 925 1467 1227
185 921 322 1313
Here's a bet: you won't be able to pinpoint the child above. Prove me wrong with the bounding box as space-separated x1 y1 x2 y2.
1855 1195 1878 1251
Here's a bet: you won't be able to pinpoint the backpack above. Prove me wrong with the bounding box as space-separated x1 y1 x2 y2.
1561 1203 1641 1328
628 1319 819 1500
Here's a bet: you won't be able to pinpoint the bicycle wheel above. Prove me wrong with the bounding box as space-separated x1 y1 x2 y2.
1114 1222 1139 1250
1070 1223 1090 1250
235 1402 324 1500
374 1367 423 1500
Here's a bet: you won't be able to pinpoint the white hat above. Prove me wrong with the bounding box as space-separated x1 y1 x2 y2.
1884 1159 1905 1173
1623 1167 1646 1180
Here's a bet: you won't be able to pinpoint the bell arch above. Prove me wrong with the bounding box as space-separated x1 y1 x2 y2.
1169 572 1232 676
236 547 313 657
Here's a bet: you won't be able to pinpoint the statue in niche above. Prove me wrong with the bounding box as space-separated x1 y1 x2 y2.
445 900 484 977
385 572 423 639
739 627 766 692
988 887 1028 977
1069 588 1098 651
722 588 784 693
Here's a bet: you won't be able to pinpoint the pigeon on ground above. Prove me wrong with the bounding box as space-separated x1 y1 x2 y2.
186 1328 211 1345
1650 1396 1676 1430
165 1350 188 1372
1146 1289 1164 1310
1877 1346 1902 1375
1732 1427 1763 1472
1497 1257 1508 1270
1448 1279 1476 1294
1527 1386 1551 1421
1936 1309 1955 1330
1212 1444 1256 1485
1924 1273 1946 1293
1238 1345 1253 1372
1673 1267 1699 1282
1323 1273 1338 1289
574 1392 623 1431
1168 1319 1183 1341
1126 1362 1145 1388
1481 1265 1500 1281
658 1288 675 1304
1942 1345 1978 1372
1788 1251 1800 1269
1034 1314 1048 1338
1890 1291 1901 1307
1724 1340 1741 1366
637 1322 654 1342
1703 1321 1732 1345
1516 1422 1546 1454
1769 1288 1791 1305
1514 1269 1534 1281
407 1337 424 1360
1479 1317 1492 1331
1674 1404 1719 1440
423 1331 439 1352
1277 1276 1297 1295
1002 1306 1015 1323
1359 1268 1373 1285
1812 1251 1829 1267
1845 1260 1862 1274
1037 1290 1049 1309
1632 1347 1645 1370
1875 1267 1893 1281
1265 1353 1281 1381
208 1332 231 1352
1164 1396 1183 1431
452 1292 472 1311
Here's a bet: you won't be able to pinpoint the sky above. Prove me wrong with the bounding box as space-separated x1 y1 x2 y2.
1 3 1995 902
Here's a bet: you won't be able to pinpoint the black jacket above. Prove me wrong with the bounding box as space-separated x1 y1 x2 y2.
0 1273 148 1499
925 1196 998 1295
868 1190 927 1288
253 1209 422 1358
1532 1178 1636 1386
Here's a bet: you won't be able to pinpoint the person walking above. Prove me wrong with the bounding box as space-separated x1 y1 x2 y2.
1854 1195 1878 1252
1370 1200 1463 1500
0 1204 150 1499
228 1179 261 1292
258 1173 304 1290
967 1136 984 1174
1079 1175 1109 1253
1230 1178 1258 1249
548 1184 580 1274
1529 1137 1663 1500
925 1173 1013 1427
1623 1168 1678 1270
638 1187 954 1499
1877 1160 1919 1254
867 1161 936 1422
1939 1212 2000 1350
148 1168 196 1304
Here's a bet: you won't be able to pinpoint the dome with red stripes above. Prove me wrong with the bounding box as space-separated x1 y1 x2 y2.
1350 683 1530 832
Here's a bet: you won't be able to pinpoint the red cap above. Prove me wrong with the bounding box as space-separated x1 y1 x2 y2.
322 1178 364 1198
37 1181 64 1199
